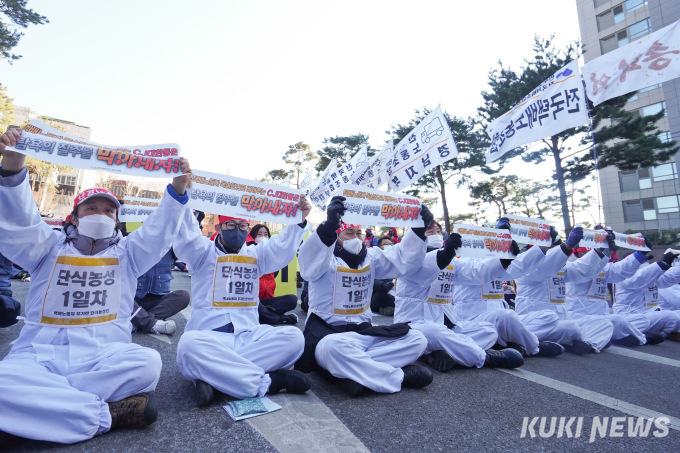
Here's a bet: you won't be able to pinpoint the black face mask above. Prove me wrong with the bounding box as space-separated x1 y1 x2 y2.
220 228 248 252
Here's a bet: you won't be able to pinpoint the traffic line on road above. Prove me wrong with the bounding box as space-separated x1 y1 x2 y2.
604 346 680 368
146 333 172 344
180 305 191 321
498 368 680 431
244 391 370 453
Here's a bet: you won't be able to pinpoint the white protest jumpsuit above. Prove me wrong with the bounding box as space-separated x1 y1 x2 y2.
299 228 427 393
174 209 310 399
614 264 680 336
393 252 499 368
659 283 680 312
452 245 547 355
566 252 647 344
515 247 614 351
0 169 186 443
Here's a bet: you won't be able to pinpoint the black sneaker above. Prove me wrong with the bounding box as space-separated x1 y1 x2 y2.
563 339 592 355
612 335 641 347
401 364 433 389
644 332 665 345
338 378 366 396
108 393 158 429
506 342 529 357
484 349 524 368
195 380 215 408
268 370 312 395
535 341 564 357
419 350 457 372
279 314 298 325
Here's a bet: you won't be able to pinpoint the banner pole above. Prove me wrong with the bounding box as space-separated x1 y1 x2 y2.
582 78 603 227
461 163 480 225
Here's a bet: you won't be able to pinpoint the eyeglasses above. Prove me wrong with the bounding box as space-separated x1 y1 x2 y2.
222 222 249 231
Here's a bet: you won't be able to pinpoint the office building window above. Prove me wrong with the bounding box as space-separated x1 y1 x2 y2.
624 200 644 221
642 199 657 219
630 19 652 39
658 132 672 143
653 163 677 182
627 83 662 102
656 196 679 214
619 165 677 191
626 0 647 12
638 168 652 189
56 175 77 186
641 101 666 117
601 30 629 54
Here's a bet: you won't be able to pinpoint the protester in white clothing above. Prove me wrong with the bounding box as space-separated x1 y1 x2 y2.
173 208 313 407
614 251 680 341
296 196 432 396
0 128 191 443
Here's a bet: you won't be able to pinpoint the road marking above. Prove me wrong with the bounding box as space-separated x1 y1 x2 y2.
499 368 680 431
180 305 192 321
146 333 172 344
244 391 370 453
604 346 680 368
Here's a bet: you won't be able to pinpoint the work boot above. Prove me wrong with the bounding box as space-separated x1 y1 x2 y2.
484 349 524 368
419 350 457 372
667 332 680 342
535 341 564 357
379 306 395 316
338 378 366 396
278 314 298 325
401 364 433 388
195 380 215 408
645 332 665 345
268 370 311 395
108 393 158 430
151 319 176 335
562 339 592 355
506 342 529 357
612 335 641 347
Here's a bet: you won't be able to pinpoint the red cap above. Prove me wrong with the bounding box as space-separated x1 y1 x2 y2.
73 188 120 210
337 222 361 233
573 247 591 254
218 215 249 224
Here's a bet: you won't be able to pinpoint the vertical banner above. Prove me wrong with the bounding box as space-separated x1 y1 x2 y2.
6 120 182 178
338 184 422 227
188 169 302 224
453 224 515 259
299 169 313 195
353 140 393 190
505 214 551 247
387 105 459 192
309 158 337 211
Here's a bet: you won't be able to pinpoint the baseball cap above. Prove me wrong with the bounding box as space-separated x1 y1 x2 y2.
73 188 120 210
337 223 361 233
218 215 249 224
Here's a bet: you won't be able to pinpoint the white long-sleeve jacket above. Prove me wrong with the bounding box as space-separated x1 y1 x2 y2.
0 166 188 367
566 252 641 318
515 247 605 320
173 208 310 334
299 227 426 326
393 251 504 325
452 245 545 321
659 283 680 311
614 263 677 314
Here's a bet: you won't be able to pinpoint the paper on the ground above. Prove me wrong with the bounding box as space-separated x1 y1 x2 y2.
485 60 589 164
453 223 515 259
505 215 552 247
387 105 459 192
119 196 160 222
223 397 282 421
6 120 182 178
338 184 422 228
188 169 303 224
582 19 680 106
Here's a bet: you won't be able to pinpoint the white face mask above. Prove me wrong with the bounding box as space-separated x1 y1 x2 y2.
342 237 363 255
426 234 444 249
381 244 393 250
77 214 116 240
255 236 268 245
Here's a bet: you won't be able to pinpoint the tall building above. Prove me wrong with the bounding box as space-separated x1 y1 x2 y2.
575 0 680 234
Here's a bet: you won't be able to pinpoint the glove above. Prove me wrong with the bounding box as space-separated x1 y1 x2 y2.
511 239 520 256
633 251 647 263
383 281 394 292
565 227 583 248
412 204 434 240
642 237 654 255
325 196 346 231
497 217 511 230
646 254 655 261
436 233 462 269
606 231 618 251
662 252 677 267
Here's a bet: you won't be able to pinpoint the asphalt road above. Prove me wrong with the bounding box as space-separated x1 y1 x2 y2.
2 272 680 452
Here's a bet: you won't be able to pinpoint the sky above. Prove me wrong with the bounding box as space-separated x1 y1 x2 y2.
2 0 601 229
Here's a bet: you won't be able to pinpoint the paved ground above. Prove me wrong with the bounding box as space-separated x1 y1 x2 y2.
2 272 680 452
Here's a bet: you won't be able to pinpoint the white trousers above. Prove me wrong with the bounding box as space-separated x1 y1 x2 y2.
453 320 498 350
517 310 561 342
0 343 161 444
315 330 427 393
607 314 647 344
473 309 540 355
572 316 614 352
411 321 490 368
635 310 680 336
176 325 304 399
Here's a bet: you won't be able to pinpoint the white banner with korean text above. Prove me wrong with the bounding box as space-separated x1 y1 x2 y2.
505 214 552 247
453 224 515 259
485 60 589 164
353 140 393 190
338 184 422 228
119 197 160 222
